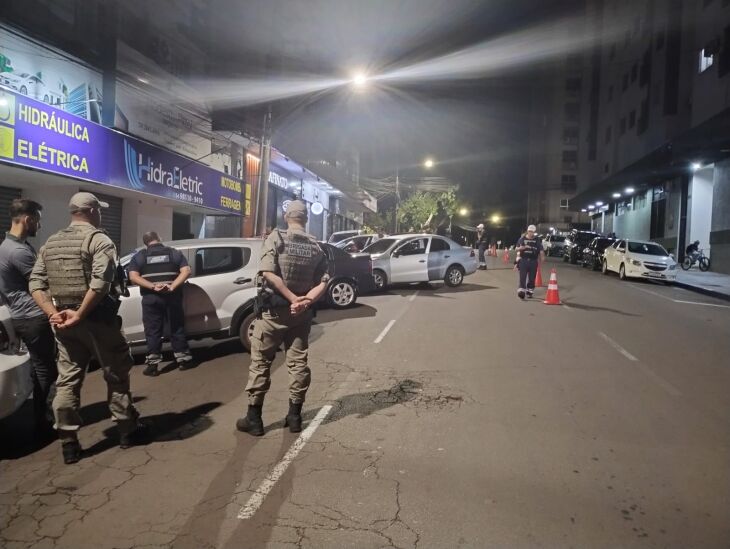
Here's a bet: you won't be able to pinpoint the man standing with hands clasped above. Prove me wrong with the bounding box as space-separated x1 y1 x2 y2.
237 200 329 437
127 231 193 376
515 224 545 300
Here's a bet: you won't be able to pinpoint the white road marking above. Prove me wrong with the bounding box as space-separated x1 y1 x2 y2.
597 332 682 397
238 404 333 520
629 284 730 308
598 331 638 361
374 320 397 343
409 290 420 302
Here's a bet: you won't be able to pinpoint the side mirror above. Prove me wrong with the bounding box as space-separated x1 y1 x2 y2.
669 253 675 259
392 251 400 258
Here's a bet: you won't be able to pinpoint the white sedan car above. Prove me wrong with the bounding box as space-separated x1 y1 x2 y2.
602 239 677 283
364 234 478 290
120 238 262 353
0 305 32 420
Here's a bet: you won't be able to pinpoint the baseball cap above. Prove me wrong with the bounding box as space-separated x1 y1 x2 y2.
476 223 484 229
527 224 537 232
285 200 308 217
69 192 109 212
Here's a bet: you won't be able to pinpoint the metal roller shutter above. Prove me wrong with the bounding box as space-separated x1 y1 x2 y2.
93 191 123 251
0 186 22 243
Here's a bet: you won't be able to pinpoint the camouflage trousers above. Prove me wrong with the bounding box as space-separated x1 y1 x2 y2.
245 307 313 405
53 316 139 440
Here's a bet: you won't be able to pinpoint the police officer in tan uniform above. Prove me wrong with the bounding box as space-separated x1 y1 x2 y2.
30 192 148 464
237 200 329 436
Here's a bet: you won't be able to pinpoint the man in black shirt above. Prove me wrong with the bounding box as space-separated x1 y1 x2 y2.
127 232 192 376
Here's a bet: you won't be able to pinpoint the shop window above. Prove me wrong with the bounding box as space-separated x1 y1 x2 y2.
650 199 666 239
194 247 247 277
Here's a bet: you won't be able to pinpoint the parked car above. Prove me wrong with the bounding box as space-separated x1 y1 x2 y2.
120 238 262 353
563 230 600 264
543 234 566 256
318 243 375 308
581 237 616 270
363 234 478 290
0 304 32 420
335 234 378 253
602 239 677 283
328 230 363 244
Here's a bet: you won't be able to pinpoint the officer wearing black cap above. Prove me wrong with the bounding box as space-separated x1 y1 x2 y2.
236 200 329 437
127 231 192 376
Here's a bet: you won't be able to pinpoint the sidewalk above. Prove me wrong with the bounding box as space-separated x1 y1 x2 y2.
675 269 730 302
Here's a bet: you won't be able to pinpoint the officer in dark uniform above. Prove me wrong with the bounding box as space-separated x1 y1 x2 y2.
236 200 329 436
475 223 488 270
515 224 545 300
127 231 192 376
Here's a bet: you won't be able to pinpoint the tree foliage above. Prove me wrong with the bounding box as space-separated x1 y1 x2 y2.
396 190 458 232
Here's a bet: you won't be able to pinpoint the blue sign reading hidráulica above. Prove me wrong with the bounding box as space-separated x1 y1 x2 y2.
0 87 243 215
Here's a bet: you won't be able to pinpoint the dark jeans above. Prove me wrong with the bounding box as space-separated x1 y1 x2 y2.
477 243 487 263
518 258 538 290
12 315 57 424
141 291 189 356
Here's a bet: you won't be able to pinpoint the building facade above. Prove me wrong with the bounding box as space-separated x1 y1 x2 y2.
571 0 730 274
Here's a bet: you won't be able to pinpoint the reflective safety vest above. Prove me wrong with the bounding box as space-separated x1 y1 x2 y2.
135 244 180 294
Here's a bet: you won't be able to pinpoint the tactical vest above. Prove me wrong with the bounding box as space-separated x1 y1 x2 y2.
42 224 106 306
136 244 180 294
520 237 541 260
273 229 324 295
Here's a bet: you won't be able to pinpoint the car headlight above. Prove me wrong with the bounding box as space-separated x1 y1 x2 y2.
631 259 642 266
669 264 676 270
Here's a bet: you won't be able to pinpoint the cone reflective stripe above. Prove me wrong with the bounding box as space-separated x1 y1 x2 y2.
543 269 561 305
535 263 544 287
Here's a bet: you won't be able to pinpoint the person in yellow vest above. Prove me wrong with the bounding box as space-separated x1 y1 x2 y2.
30 192 148 464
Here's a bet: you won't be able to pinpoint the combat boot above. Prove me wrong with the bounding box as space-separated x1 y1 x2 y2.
284 400 303 433
236 405 264 436
143 354 161 377
61 439 82 464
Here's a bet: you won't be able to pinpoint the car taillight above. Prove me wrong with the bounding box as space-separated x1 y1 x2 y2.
0 322 10 352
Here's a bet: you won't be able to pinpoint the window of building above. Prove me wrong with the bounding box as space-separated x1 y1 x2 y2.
561 175 577 193
608 85 614 101
605 125 612 144
631 63 638 82
563 127 579 145
620 117 627 135
566 77 582 94
560 198 570 209
629 110 636 128
564 103 580 121
622 73 629 91
699 49 715 72
562 150 578 162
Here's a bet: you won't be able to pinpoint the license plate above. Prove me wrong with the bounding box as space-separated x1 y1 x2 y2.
645 272 662 277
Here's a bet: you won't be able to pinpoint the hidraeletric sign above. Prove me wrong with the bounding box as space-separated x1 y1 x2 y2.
0 87 242 215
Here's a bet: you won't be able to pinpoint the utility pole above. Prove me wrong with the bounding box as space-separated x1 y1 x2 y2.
254 106 272 236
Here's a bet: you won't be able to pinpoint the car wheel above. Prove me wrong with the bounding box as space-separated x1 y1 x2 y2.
328 280 357 309
444 265 464 287
602 260 609 274
238 312 256 352
372 269 387 291
619 263 627 281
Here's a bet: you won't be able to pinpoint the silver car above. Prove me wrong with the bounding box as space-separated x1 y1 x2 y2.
364 234 478 290
119 238 262 353
0 305 32 420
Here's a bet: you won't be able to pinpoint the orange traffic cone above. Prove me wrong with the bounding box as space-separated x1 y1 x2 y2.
535 263 544 288
502 248 510 264
544 269 561 305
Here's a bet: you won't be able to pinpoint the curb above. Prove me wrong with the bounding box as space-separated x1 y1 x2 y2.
673 281 730 303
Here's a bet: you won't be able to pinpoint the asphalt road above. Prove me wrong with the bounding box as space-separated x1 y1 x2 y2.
2 256 729 549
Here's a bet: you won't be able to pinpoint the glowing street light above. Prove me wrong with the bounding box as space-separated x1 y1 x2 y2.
612 192 621 198
596 201 604 206
691 162 702 171
491 214 501 224
587 204 596 210
459 207 469 217
424 158 434 169
351 72 368 89
624 187 635 194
